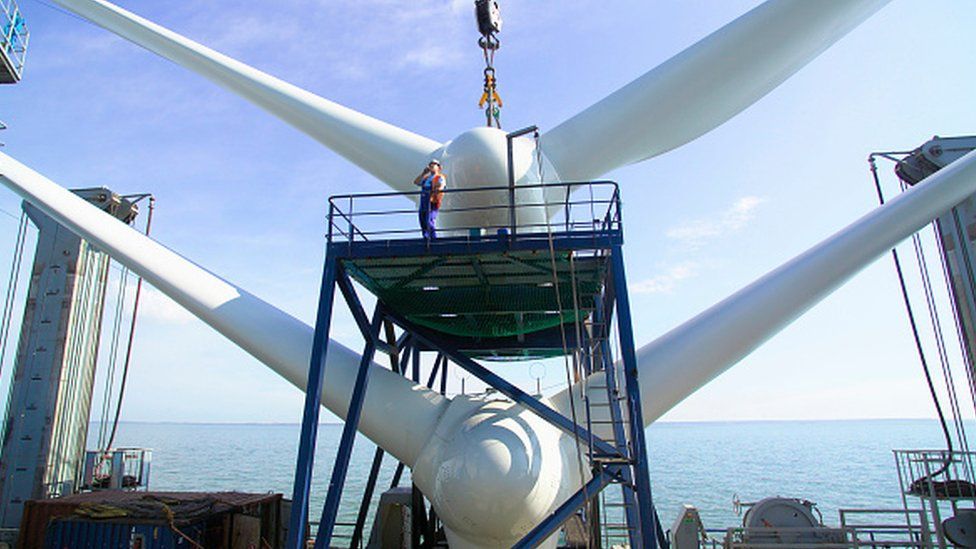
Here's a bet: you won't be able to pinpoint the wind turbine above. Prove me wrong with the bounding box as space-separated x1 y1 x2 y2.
1 0 973 547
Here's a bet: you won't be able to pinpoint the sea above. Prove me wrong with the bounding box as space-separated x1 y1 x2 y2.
98 418 960 538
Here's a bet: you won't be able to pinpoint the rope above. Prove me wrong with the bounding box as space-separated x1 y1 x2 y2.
932 221 976 439
534 131 593 548
869 157 954 477
97 264 130 449
160 501 205 549
104 197 154 453
907 211 972 461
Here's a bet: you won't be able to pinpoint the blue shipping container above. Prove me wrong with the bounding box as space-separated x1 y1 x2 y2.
44 519 206 549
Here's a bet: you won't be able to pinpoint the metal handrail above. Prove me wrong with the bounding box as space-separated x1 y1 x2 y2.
327 181 621 245
327 198 618 219
327 180 617 203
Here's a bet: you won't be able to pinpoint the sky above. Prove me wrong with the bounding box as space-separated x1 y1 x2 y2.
0 0 974 425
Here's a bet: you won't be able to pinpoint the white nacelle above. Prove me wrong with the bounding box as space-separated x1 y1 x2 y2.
431 127 558 233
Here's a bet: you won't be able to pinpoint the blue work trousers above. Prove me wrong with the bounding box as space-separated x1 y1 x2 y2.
419 204 439 239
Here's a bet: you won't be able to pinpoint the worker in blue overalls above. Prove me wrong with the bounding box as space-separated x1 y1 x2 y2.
413 159 446 239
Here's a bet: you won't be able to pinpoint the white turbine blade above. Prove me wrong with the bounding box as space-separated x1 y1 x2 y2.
51 0 441 191
0 153 447 466
548 150 976 426
636 149 976 424
541 0 890 181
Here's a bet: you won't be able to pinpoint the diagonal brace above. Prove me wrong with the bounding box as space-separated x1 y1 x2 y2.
313 306 383 549
336 264 397 357
512 468 620 549
381 305 620 458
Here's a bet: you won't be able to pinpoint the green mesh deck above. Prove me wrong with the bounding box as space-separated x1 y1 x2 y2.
343 250 608 340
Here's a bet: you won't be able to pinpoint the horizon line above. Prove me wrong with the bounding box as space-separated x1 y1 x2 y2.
89 416 963 427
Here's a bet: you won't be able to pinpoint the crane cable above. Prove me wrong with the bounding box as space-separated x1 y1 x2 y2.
475 0 503 129
906 190 972 462
101 197 155 455
935 212 976 456
869 157 954 478
97 262 131 449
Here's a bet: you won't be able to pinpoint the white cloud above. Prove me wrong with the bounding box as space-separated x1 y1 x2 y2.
100 276 196 327
137 286 196 325
666 196 768 248
199 14 305 53
212 0 472 76
630 262 698 295
399 44 464 69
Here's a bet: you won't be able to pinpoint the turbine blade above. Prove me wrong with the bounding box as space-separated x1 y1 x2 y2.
51 0 441 191
549 150 976 426
0 153 447 466
541 0 891 181
636 149 976 423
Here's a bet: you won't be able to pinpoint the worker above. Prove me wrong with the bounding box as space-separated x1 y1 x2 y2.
414 159 446 239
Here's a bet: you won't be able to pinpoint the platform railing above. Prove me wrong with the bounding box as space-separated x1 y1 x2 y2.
0 0 27 81
893 449 976 548
326 181 621 246
309 520 362 548
703 526 930 548
839 508 933 548
696 508 933 549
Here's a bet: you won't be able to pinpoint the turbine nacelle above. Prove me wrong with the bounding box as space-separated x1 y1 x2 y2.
433 127 554 232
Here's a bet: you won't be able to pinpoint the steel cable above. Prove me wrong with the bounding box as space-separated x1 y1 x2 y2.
97 263 130 449
536 130 592 547
104 196 154 454
870 156 953 478
0 210 27 381
897 174 971 461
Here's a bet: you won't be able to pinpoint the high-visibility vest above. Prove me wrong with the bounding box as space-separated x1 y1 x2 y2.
429 174 446 209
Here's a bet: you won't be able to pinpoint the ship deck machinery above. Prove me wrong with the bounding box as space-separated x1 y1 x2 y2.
289 181 665 549
668 136 976 549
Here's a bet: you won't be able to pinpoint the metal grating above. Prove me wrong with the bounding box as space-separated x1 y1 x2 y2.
344 249 609 340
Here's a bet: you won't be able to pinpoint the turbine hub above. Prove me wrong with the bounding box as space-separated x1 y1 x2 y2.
435 127 556 232
412 394 582 548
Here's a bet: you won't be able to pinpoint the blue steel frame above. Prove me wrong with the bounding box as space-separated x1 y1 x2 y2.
287 258 452 549
288 181 666 548
611 247 660 549
286 256 338 549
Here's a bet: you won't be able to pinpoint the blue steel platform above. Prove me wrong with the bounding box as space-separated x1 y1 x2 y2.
287 182 666 549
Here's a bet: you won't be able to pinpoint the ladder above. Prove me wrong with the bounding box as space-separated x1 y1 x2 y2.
579 281 669 549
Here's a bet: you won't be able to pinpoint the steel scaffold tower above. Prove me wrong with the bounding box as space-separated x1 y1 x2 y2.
287 180 665 549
